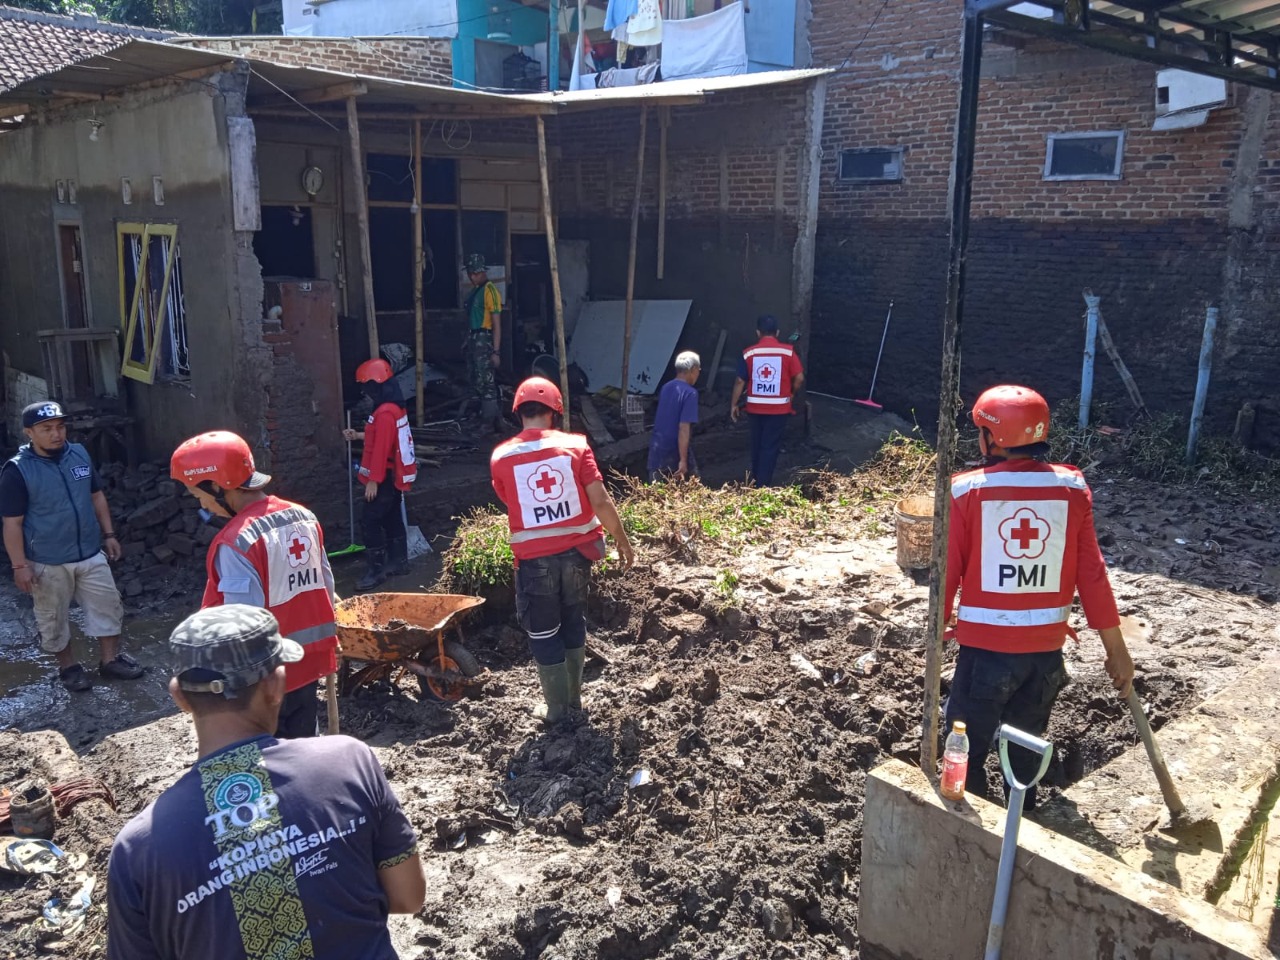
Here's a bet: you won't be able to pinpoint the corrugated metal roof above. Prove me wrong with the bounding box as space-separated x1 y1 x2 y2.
0 39 827 118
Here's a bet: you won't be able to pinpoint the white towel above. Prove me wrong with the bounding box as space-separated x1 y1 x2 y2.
660 2 747 80
627 0 663 46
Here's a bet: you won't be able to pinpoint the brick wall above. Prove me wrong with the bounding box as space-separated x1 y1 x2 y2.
806 0 1280 448
183 36 452 85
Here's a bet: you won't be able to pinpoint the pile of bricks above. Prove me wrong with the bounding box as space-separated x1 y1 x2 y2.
98 461 208 609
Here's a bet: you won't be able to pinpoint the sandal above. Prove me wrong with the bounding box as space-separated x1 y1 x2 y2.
59 664 92 693
99 653 144 680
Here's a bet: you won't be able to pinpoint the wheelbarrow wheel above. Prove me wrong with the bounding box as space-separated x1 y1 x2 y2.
417 640 481 702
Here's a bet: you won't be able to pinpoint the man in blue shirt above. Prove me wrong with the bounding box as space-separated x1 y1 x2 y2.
107 605 425 960
648 351 701 482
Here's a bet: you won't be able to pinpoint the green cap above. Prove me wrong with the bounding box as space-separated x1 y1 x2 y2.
170 605 303 699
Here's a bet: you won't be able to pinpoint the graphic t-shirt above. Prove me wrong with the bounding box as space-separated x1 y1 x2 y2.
107 735 418 960
647 378 699 474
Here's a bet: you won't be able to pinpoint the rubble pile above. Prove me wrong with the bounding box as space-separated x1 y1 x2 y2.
98 461 207 611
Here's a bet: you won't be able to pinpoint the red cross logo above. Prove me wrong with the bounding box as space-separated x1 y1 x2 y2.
286 533 312 567
759 364 775 380
527 465 565 503
998 508 1050 560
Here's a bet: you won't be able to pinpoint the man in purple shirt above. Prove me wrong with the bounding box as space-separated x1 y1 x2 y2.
648 351 701 482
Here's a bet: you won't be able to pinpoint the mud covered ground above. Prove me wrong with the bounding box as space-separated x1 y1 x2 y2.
2 457 1278 958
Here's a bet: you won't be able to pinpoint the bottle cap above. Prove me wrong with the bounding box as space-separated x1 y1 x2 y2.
953 721 967 734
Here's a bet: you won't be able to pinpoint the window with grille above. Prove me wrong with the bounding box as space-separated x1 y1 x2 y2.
117 223 189 383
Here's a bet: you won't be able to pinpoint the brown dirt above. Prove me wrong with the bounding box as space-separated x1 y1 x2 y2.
1 456 1277 959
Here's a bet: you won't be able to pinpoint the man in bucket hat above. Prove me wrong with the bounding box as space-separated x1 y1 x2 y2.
107 605 425 960
0 401 143 691
464 252 504 434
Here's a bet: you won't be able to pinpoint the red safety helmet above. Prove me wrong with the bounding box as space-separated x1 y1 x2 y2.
355 358 393 384
972 385 1050 451
170 431 271 491
512 377 564 414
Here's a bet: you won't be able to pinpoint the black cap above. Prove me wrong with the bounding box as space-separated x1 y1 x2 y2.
757 315 779 335
170 605 303 699
23 402 66 428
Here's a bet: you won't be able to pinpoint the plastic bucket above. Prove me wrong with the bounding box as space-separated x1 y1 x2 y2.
894 495 935 570
11 781 56 840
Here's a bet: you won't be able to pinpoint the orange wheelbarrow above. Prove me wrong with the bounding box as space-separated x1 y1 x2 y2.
335 593 486 702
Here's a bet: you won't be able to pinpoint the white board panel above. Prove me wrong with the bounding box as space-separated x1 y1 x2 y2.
567 299 692 394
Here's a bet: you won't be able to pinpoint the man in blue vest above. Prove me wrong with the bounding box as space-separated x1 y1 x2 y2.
0 401 144 692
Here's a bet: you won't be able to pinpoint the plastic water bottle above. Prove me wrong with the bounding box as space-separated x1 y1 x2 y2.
940 721 970 801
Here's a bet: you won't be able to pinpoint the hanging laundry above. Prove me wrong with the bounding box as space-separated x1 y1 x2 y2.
604 0 638 32
627 0 663 47
661 1 747 80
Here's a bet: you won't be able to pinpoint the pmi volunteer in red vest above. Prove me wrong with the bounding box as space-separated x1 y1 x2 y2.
170 431 340 739
729 315 805 487
490 378 635 724
943 385 1134 809
341 358 417 592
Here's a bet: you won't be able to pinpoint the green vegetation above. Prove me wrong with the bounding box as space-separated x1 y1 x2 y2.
8 0 283 34
442 507 514 591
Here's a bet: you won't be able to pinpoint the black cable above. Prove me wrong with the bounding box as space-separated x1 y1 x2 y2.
832 0 893 73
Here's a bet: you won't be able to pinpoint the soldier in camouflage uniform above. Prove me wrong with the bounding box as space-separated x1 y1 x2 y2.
464 253 503 434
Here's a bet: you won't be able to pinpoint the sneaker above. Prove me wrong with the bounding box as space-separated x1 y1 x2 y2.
59 663 93 693
99 653 145 680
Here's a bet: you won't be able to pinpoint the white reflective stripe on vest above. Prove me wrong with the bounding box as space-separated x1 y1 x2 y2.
747 395 791 405
957 604 1072 627
290 621 337 646
743 347 793 359
951 468 1086 499
509 516 602 544
492 434 589 464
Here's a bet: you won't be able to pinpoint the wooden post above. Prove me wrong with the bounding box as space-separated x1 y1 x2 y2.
657 107 669 280
325 672 340 735
620 105 648 414
346 95 379 357
536 115 572 424
412 119 425 426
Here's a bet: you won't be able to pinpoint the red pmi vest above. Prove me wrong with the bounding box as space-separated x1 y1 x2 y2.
201 496 338 690
490 430 603 562
742 337 796 415
357 402 417 491
946 461 1119 654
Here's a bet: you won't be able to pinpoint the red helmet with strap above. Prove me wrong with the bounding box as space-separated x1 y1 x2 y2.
355 358 393 384
170 431 270 490
512 377 564 414
972 385 1050 450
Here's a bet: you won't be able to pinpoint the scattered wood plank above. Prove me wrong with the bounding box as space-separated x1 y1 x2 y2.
578 396 617 446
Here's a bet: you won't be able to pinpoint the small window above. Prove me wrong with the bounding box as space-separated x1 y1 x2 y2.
1044 132 1124 181
117 222 189 383
838 148 904 183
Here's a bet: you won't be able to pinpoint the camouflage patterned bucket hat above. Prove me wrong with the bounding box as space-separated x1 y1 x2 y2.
465 253 487 274
170 605 303 698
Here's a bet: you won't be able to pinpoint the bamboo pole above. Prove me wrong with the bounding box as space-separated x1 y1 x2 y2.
346 95 379 357
412 119 425 426
620 105 648 415
657 107 669 280
536 116 572 424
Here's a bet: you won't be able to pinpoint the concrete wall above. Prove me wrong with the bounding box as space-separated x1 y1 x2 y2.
0 78 253 458
807 0 1280 449
282 0 460 39
453 0 547 90
860 760 1269 960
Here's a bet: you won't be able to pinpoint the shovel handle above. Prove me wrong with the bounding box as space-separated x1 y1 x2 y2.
1126 690 1186 820
325 671 340 735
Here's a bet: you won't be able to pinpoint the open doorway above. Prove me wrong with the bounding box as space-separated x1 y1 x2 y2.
511 234 553 377
255 206 316 278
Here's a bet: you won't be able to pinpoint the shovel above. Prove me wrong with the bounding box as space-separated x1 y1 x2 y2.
328 410 365 559
1126 689 1212 828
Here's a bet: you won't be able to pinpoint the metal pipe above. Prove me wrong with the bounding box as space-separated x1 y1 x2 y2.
549 0 562 91
923 2 984 776
1080 292 1100 429
1186 305 1219 464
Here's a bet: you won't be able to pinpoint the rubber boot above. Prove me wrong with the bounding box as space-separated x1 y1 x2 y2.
386 536 410 577
564 647 586 711
535 662 570 726
355 549 387 592
479 398 500 436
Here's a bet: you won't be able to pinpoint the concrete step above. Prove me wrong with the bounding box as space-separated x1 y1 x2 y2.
1038 655 1280 901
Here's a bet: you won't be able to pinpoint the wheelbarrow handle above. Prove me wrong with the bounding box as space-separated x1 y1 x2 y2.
997 724 1054 791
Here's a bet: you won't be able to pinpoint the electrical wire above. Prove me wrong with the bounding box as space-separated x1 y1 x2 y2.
248 67 342 130
829 0 890 74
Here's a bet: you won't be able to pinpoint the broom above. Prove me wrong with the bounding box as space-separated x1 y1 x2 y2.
328 410 365 558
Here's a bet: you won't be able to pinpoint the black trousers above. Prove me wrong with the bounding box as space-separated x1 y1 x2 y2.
276 682 319 739
362 481 404 551
942 646 1067 809
515 548 591 666
748 413 789 487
